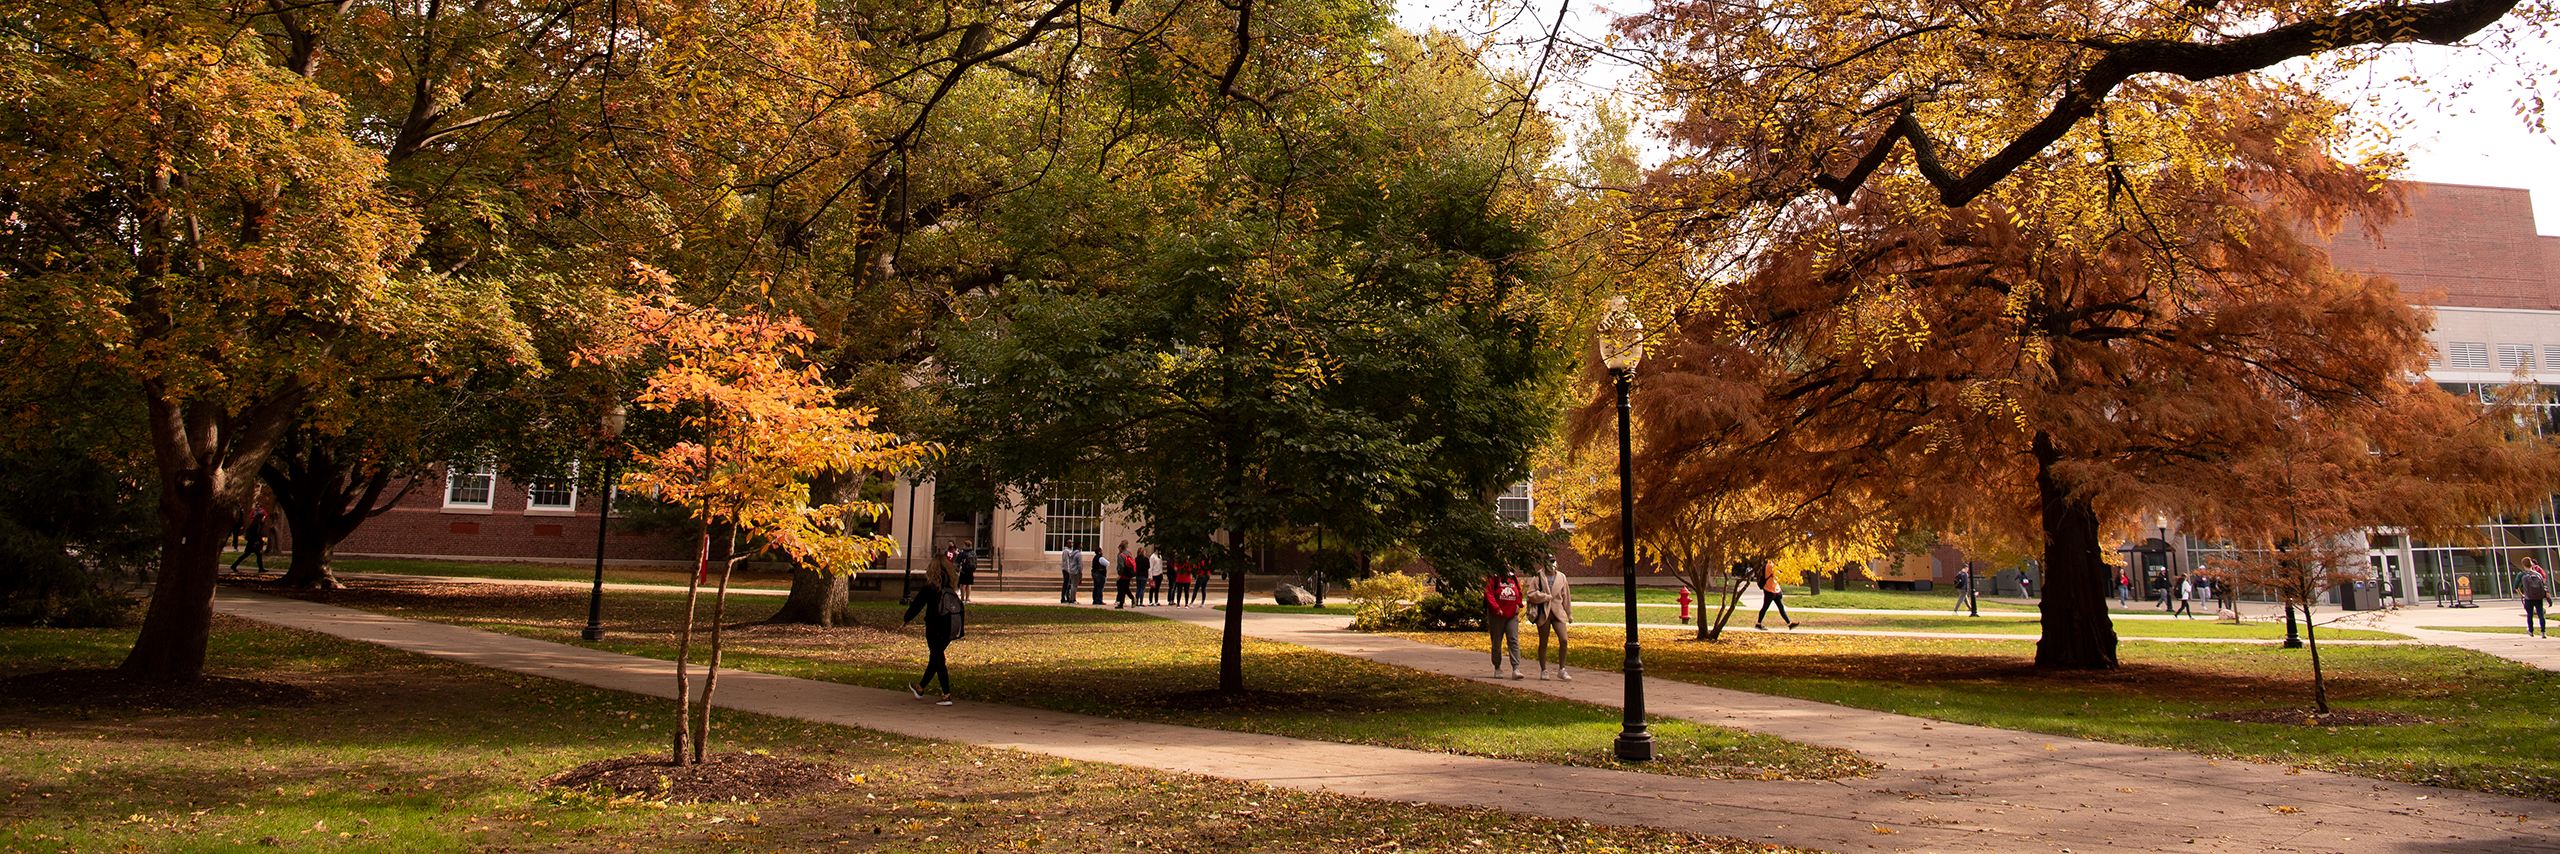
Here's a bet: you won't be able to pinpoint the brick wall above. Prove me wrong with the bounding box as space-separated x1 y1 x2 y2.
2328 182 2558 310
322 470 701 566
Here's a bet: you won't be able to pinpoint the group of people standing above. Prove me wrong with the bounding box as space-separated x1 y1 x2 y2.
1483 563 1574 680
1058 543 1213 608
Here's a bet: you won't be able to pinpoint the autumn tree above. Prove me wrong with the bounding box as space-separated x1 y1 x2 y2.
1614 0 2550 215
1610 81 2549 669
2194 386 2555 710
589 288 931 765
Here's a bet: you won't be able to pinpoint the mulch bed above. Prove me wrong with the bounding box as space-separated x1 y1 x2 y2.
538 752 847 804
2199 707 2434 727
0 668 324 711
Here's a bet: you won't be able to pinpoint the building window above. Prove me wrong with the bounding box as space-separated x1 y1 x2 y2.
1044 484 1101 553
526 462 579 513
2498 344 2535 371
444 462 495 509
2447 342 2492 371
2545 346 2560 371
1497 481 1534 526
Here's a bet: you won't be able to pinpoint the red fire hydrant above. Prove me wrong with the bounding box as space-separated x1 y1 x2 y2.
1678 586 1693 623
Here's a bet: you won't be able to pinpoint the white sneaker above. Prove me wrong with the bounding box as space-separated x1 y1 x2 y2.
1538 669 1551 681
1557 669 1572 681
1509 667 1524 680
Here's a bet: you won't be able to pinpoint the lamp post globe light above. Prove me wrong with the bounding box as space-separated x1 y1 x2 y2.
1598 295 1653 762
583 404 629 642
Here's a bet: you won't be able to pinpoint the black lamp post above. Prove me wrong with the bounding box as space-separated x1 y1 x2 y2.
582 404 628 642
1600 295 1653 763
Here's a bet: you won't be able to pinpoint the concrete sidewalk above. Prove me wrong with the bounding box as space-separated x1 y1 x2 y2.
214 588 2557 854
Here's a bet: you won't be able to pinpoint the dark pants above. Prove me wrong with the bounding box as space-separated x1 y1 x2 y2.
1090 570 1106 604
1061 572 1079 603
2527 598 2548 635
1757 591 1792 626
919 640 951 694
1115 574 1134 607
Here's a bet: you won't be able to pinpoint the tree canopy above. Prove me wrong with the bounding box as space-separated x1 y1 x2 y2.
934 24 1580 691
1601 80 2556 669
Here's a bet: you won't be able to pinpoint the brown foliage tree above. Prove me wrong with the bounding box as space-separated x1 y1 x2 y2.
1607 82 2551 669
1616 0 2547 211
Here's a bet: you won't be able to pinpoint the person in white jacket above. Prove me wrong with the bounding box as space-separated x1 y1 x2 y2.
1526 561 1574 680
1059 545 1083 604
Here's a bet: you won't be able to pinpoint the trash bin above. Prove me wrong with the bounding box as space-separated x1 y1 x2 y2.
2340 581 2381 611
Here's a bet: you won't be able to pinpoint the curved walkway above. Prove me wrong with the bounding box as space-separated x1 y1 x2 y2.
213 587 2558 854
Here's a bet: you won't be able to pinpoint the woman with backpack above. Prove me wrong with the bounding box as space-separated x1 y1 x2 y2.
903 559 965 706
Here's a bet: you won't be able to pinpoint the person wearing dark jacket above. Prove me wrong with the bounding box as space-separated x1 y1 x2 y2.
1114 541 1137 608
903 561 963 706
1090 549 1109 605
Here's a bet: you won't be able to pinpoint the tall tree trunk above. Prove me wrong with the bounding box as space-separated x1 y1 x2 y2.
262 436 403 591
2304 609 2330 713
2032 431 2119 669
696 527 743 764
770 566 857 626
673 514 709 766
770 468 869 625
1219 529 1250 692
122 386 305 682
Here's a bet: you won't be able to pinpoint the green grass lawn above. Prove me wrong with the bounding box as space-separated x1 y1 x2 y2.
0 618 1811 854
1396 625 2560 802
246 578 1873 783
1566 607 2411 641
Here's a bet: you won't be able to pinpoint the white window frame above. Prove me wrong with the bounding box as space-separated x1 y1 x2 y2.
525 461 580 516
1043 484 1102 554
2448 342 2492 371
2498 344 2535 372
443 461 496 513
1497 480 1534 527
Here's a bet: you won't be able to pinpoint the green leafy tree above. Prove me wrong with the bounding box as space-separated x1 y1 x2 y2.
937 26 1576 691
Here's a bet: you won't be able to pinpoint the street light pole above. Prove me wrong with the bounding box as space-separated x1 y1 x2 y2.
1599 295 1652 763
583 404 627 642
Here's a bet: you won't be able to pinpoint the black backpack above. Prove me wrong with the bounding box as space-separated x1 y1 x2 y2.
939 589 967 639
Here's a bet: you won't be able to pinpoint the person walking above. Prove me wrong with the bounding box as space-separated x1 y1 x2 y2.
1144 549 1165 606
902 559 965 706
1954 565 1978 617
229 506 270 574
1754 563 1797 630
953 541 978 603
2520 558 2550 637
2171 574 2195 618
1526 561 1574 680
2116 570 2132 607
1484 567 1525 679
1113 541 1137 608
1089 548 1109 606
1059 544 1083 604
